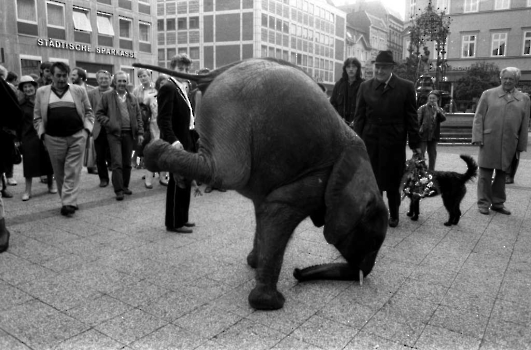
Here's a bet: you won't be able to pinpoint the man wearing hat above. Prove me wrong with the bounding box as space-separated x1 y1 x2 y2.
353 50 421 228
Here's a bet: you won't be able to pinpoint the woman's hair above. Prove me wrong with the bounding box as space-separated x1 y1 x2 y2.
154 74 168 91
341 57 362 81
137 68 149 77
428 90 441 100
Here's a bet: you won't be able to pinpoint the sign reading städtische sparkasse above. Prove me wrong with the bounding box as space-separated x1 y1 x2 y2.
37 38 137 58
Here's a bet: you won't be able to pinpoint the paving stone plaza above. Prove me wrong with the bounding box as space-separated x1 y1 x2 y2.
1 144 530 350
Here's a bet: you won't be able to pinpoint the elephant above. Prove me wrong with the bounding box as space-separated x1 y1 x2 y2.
133 58 388 310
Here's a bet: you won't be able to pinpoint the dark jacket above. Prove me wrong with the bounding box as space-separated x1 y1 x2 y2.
0 79 23 173
88 87 112 139
157 78 193 151
417 103 446 142
95 90 143 140
330 78 364 123
353 74 420 191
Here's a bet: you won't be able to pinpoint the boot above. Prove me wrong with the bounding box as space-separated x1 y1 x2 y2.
0 218 10 253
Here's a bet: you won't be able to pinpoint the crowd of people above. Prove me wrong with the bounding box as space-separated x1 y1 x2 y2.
0 53 219 254
0 51 530 256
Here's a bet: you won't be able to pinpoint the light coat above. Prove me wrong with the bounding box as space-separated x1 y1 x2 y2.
33 84 94 139
472 86 530 171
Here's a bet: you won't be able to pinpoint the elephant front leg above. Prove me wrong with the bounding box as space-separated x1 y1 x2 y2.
248 202 308 310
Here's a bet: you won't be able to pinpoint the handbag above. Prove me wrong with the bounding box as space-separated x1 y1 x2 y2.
12 144 22 165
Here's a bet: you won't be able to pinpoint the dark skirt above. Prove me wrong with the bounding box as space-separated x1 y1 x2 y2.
21 133 53 178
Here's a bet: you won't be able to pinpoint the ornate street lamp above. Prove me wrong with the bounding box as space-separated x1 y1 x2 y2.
408 0 451 90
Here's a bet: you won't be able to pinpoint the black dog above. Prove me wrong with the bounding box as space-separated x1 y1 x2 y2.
400 155 478 226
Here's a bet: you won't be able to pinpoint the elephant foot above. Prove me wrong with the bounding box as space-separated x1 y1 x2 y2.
248 285 285 310
246 250 258 269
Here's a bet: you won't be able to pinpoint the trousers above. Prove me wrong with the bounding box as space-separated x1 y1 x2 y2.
477 167 506 209
107 131 134 193
44 129 87 207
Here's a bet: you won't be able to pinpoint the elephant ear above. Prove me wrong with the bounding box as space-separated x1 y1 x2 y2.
323 142 378 245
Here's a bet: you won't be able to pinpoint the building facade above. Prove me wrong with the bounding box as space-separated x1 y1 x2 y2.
156 0 347 86
0 0 157 87
405 0 531 87
345 24 372 77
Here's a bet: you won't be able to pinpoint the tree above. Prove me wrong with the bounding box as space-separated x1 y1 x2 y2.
454 62 500 101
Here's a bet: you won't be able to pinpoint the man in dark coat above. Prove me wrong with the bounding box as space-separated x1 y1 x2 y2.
354 50 421 228
157 53 195 233
0 71 24 253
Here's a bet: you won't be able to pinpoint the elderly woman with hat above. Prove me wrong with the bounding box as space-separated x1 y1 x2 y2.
417 90 446 171
17 75 55 201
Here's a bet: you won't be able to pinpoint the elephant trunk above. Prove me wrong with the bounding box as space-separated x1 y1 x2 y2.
293 263 360 281
144 140 215 185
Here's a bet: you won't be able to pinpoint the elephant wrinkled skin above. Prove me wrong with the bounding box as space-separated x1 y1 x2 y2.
133 58 388 310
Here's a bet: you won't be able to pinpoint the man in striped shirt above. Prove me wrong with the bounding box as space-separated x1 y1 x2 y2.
34 62 94 217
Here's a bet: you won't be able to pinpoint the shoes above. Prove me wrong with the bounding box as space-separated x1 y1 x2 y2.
217 188 227 192
159 180 168 186
60 205 75 216
99 180 109 188
204 186 213 193
0 218 10 254
7 178 17 186
478 207 490 215
22 193 31 201
116 191 124 201
1 190 13 198
87 168 98 174
48 187 58 194
123 188 132 195
389 217 399 228
505 177 514 184
145 182 153 189
166 226 193 234
183 222 195 227
40 176 48 184
491 206 511 215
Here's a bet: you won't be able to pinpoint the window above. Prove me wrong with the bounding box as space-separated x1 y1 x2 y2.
97 13 114 36
462 34 476 57
464 0 478 12
494 0 510 10
189 17 199 29
178 18 186 30
157 19 164 31
167 48 176 60
139 21 151 42
73 7 92 32
119 17 132 38
190 47 199 59
47 1 65 28
17 0 37 23
524 31 531 55
491 33 507 56
166 19 175 30
408 0 417 16
436 0 449 12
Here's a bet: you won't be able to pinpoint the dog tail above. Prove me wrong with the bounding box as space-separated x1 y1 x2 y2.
460 154 478 183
